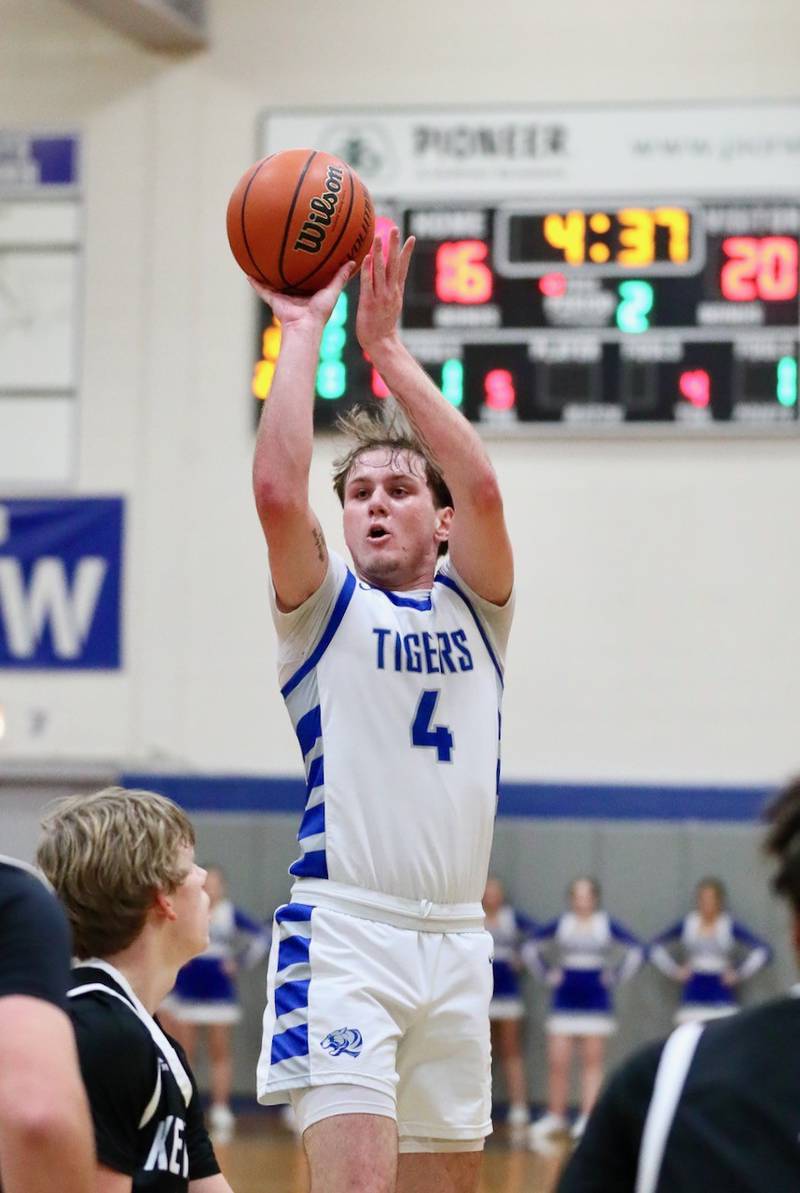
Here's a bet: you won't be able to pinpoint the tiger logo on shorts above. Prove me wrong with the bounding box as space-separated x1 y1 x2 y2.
321 1027 363 1058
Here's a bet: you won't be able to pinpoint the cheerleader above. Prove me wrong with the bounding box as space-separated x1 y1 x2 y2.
649 876 771 1024
482 876 538 1135
525 876 642 1147
160 865 269 1144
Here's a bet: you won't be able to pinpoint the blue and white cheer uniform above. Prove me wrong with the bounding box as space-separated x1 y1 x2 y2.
486 905 537 1021
524 912 643 1036
649 911 771 1024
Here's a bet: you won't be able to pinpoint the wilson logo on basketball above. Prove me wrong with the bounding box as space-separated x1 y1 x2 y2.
294 165 344 255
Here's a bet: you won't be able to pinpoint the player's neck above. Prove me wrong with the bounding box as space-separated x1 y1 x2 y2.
100 934 180 1015
355 561 437 593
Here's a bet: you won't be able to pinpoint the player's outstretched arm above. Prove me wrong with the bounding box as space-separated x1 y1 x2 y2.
356 228 513 604
250 262 354 611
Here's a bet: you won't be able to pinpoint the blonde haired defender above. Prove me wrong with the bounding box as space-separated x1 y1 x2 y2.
37 786 233 1192
37 786 196 959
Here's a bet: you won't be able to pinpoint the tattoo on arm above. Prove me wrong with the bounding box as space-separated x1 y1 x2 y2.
311 525 327 563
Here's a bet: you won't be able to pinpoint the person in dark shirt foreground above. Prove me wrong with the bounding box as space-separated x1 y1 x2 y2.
0 854 94 1193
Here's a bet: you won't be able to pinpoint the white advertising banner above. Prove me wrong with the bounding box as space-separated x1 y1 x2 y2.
261 102 800 199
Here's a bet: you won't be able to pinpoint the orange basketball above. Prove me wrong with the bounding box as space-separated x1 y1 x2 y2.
226 148 375 294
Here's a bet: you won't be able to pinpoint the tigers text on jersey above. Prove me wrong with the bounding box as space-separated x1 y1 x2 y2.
272 552 514 920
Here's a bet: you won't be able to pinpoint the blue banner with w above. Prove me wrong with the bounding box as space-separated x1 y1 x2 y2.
0 498 124 670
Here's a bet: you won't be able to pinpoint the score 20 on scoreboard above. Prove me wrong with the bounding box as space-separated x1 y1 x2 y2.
254 103 800 431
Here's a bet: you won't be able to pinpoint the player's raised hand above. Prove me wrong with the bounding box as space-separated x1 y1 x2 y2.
356 226 415 352
248 259 355 330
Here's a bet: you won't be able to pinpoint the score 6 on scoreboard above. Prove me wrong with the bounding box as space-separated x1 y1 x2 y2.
253 199 800 429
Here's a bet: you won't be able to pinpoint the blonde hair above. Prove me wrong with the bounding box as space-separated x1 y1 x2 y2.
37 786 195 960
331 407 453 557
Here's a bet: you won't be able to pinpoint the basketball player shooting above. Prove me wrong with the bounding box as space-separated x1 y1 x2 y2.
250 227 514 1193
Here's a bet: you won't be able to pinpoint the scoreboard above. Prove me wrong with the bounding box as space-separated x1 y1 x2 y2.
253 104 800 432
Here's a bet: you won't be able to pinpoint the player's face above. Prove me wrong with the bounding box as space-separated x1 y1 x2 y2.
342 448 451 590
170 845 210 961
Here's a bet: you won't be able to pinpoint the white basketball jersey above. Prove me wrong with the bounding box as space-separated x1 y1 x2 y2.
272 551 513 915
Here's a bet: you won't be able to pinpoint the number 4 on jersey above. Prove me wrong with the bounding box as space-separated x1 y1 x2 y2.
411 689 454 762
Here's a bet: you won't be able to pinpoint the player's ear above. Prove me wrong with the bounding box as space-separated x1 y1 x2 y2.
153 887 178 923
434 506 454 543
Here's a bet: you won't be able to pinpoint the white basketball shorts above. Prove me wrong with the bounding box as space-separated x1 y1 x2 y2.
256 901 494 1142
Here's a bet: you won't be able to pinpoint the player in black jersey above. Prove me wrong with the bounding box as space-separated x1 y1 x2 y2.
0 854 94 1193
37 788 235 1193
558 778 800 1193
